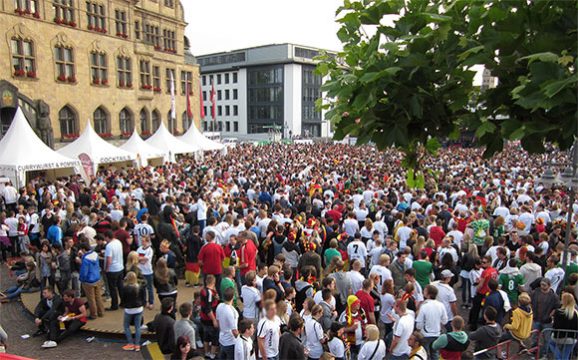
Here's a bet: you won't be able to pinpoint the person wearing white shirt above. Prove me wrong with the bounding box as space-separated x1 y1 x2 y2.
545 255 565 293
446 226 464 249
104 233 124 310
358 325 386 360
369 254 392 294
438 238 459 264
136 236 155 308
493 205 510 219
352 192 364 209
347 234 368 269
216 288 239 359
343 213 360 238
434 270 458 322
390 301 414 358
305 305 326 360
415 285 449 360
241 273 261 322
395 224 412 249
256 301 281 360
373 219 388 240
234 319 256 360
2 184 18 210
133 214 155 247
349 260 366 294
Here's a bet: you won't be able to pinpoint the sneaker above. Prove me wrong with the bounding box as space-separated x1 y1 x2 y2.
140 324 148 331
141 340 152 347
41 340 58 348
205 353 216 359
122 344 135 351
134 345 141 352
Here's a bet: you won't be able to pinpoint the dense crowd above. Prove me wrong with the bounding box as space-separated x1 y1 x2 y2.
1 142 578 360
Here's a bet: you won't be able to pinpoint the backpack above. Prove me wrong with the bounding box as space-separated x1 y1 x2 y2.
295 284 312 312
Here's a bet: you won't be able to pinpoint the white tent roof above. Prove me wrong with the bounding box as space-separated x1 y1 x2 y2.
120 131 167 162
58 120 136 165
179 123 225 151
0 108 80 175
145 121 199 155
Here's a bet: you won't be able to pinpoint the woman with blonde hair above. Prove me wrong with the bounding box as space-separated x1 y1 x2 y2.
125 251 144 283
412 235 426 257
153 258 178 313
548 292 578 359
360 218 374 242
358 324 386 360
121 271 146 352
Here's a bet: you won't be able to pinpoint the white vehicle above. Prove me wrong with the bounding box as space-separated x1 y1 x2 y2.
222 138 238 148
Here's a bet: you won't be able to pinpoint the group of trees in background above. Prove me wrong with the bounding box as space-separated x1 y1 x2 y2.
318 0 577 167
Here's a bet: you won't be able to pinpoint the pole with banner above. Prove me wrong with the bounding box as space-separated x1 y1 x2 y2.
186 72 193 130
170 71 176 133
210 80 216 132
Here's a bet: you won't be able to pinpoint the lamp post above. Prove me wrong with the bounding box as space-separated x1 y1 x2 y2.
540 142 578 280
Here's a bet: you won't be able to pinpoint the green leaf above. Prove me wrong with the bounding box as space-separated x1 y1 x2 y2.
425 137 441 154
458 45 485 61
542 74 578 98
475 121 497 138
518 52 559 65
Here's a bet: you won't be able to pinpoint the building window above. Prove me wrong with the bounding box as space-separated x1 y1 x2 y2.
217 106 222 116
165 68 175 93
217 74 222 84
163 29 176 52
217 90 222 101
117 56 132 88
90 52 107 85
139 108 149 134
114 9 128 37
225 122 230 132
164 0 174 7
139 60 151 89
203 106 207 117
119 108 133 135
135 21 140 39
225 89 230 100
55 45 75 82
182 111 191 131
233 121 238 132
202 91 207 101
180 71 192 95
225 106 230 116
202 121 207 131
233 105 238 116
247 65 284 133
86 2 106 32
202 75 206 86
151 110 160 131
59 106 78 138
53 0 74 24
144 24 160 48
152 65 161 92
225 73 230 84
93 106 109 134
11 38 35 78
302 65 322 121
233 72 238 83
15 0 38 13
233 89 238 100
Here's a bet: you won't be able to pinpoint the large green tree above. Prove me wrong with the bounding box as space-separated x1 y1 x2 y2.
318 0 577 166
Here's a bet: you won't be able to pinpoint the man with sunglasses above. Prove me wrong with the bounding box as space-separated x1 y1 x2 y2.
469 255 498 330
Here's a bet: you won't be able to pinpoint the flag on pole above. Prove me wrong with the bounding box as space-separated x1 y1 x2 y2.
210 80 216 121
170 71 176 122
199 84 206 120
186 73 192 120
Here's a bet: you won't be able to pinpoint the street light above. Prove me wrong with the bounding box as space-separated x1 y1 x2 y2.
539 141 578 283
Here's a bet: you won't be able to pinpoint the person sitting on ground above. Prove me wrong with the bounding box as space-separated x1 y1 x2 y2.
432 316 470 360
0 259 39 302
153 297 176 355
32 287 64 338
41 289 88 348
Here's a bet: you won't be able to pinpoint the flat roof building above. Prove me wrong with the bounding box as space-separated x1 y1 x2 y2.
197 43 335 140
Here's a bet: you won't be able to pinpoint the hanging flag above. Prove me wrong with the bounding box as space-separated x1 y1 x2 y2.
199 83 206 120
186 73 192 121
170 71 176 123
210 80 216 121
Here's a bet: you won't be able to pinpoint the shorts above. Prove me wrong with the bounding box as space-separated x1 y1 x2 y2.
202 322 219 344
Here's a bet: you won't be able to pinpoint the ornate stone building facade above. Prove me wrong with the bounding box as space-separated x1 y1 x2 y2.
0 0 200 147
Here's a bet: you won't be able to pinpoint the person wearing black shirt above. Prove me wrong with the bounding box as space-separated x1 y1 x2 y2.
279 315 306 360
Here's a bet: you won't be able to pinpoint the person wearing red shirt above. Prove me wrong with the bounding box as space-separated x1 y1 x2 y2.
429 219 446 247
469 255 498 330
355 278 376 325
326 204 343 224
238 231 257 280
198 230 225 287
113 218 133 261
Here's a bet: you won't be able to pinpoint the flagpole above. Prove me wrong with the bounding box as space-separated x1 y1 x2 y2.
170 71 176 133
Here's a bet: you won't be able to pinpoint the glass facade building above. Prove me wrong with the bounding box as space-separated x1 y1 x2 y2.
247 65 284 134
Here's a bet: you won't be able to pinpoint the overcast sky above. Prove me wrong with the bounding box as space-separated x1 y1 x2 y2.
182 0 344 56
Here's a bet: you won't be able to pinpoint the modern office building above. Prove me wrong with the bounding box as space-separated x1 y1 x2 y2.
0 0 200 147
197 43 334 139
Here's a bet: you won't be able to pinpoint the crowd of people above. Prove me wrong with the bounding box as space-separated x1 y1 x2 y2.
0 142 578 360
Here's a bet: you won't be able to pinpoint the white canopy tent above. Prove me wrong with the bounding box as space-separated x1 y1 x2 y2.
145 121 199 162
179 123 226 152
58 120 136 176
0 108 81 187
120 131 167 167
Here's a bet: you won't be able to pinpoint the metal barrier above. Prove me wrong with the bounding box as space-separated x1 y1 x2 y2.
472 329 540 359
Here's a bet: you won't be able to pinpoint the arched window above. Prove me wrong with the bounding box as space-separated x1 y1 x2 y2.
152 110 161 131
140 108 150 134
58 105 77 138
182 111 192 131
11 37 36 78
119 107 133 135
93 106 109 134
167 111 176 134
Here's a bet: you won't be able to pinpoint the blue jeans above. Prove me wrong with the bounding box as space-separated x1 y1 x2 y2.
532 321 552 356
547 339 576 360
123 311 143 346
388 355 409 360
219 344 235 360
143 274 154 305
423 336 439 360
4 285 34 300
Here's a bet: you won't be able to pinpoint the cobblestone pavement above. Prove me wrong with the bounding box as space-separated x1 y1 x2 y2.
0 265 142 360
